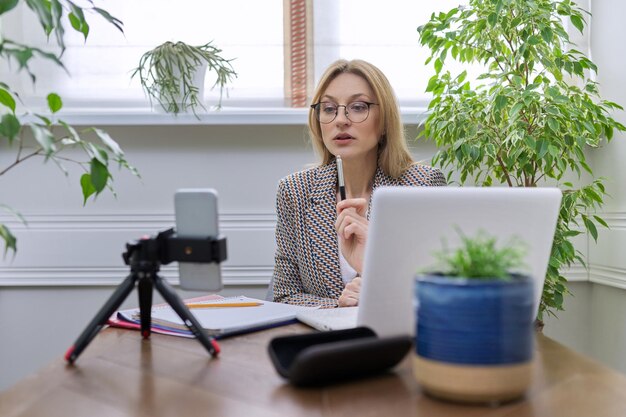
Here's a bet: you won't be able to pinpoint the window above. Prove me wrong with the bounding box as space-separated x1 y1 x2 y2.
312 0 464 107
5 0 536 113
3 0 285 108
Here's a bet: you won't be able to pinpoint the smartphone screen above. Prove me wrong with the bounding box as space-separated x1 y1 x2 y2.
174 189 223 291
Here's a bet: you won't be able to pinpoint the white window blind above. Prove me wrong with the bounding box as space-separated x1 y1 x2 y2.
313 0 466 107
3 0 285 109
13 1 585 115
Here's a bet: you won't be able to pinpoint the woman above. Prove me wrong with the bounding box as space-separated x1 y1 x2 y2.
272 59 446 307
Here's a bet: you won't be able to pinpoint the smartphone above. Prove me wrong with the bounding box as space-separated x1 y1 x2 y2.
174 189 223 291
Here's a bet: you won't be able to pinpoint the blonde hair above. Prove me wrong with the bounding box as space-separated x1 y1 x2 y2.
308 59 414 178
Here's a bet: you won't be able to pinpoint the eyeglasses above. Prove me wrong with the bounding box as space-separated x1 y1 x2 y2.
310 101 378 124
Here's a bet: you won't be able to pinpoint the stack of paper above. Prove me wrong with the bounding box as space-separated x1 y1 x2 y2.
111 296 318 339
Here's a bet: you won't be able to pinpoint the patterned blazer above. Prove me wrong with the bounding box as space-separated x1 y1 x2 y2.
272 160 446 307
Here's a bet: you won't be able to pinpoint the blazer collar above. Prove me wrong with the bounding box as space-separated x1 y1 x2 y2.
311 161 338 204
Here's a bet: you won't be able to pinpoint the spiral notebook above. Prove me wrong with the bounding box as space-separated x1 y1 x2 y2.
113 296 318 339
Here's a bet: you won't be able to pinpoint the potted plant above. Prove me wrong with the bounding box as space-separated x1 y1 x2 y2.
413 229 534 403
132 41 237 116
417 0 625 322
0 1 137 254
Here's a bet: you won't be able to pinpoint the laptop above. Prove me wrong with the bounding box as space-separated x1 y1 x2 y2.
296 187 562 337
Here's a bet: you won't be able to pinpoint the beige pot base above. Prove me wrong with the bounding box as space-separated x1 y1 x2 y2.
414 355 533 404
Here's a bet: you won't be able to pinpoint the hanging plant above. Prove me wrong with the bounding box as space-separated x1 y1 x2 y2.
132 41 237 115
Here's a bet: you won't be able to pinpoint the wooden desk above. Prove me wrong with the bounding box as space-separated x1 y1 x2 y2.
2 325 626 417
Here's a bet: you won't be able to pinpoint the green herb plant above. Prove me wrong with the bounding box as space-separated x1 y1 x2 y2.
0 0 138 255
434 229 526 280
417 0 625 320
132 41 237 115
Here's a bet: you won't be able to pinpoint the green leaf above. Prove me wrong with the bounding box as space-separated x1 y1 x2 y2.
0 113 21 143
50 0 64 49
84 142 107 166
541 27 554 43
604 125 614 141
547 117 560 132
509 102 524 118
548 145 560 158
487 12 497 27
494 95 508 111
457 70 467 84
93 128 123 157
595 181 606 193
80 173 96 205
494 0 504 15
585 188 603 204
0 0 18 14
570 15 584 34
426 76 439 93
60 120 81 144
89 158 109 193
47 93 63 113
583 216 598 241
68 12 80 30
593 215 609 228
511 75 523 86
553 291 564 309
0 88 16 112
29 124 56 155
35 114 52 126
93 7 124 33
582 120 596 135
434 58 443 74
25 0 54 36
68 2 90 40
527 35 541 45
0 224 17 255
536 139 549 158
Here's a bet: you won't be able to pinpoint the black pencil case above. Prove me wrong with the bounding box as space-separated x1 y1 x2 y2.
268 327 412 386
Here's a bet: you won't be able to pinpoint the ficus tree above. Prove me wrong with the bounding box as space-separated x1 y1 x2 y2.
0 0 138 254
417 0 625 321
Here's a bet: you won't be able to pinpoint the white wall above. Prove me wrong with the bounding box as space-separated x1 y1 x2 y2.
0 125 315 288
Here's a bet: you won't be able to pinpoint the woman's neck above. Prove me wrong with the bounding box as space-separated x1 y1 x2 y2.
341 155 377 199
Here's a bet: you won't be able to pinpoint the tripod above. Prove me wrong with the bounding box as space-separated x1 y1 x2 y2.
65 228 227 364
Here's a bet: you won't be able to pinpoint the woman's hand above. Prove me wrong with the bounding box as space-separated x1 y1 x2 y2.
335 198 369 275
338 276 362 307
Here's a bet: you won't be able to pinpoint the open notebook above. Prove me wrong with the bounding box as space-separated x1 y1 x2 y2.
113 296 318 339
296 187 562 336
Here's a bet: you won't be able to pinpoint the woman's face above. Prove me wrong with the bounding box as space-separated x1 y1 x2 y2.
318 72 381 163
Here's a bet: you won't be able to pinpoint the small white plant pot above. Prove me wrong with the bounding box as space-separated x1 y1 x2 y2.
155 62 207 114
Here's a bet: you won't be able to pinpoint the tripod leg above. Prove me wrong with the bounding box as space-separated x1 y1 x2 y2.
153 275 220 357
137 272 154 339
65 273 137 364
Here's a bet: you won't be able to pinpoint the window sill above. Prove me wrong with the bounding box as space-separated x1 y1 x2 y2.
52 105 430 126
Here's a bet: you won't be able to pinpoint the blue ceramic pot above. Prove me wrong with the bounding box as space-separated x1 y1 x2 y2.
413 273 536 403
414 273 535 365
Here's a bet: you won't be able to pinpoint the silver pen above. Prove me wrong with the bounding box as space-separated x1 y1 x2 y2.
337 155 346 200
